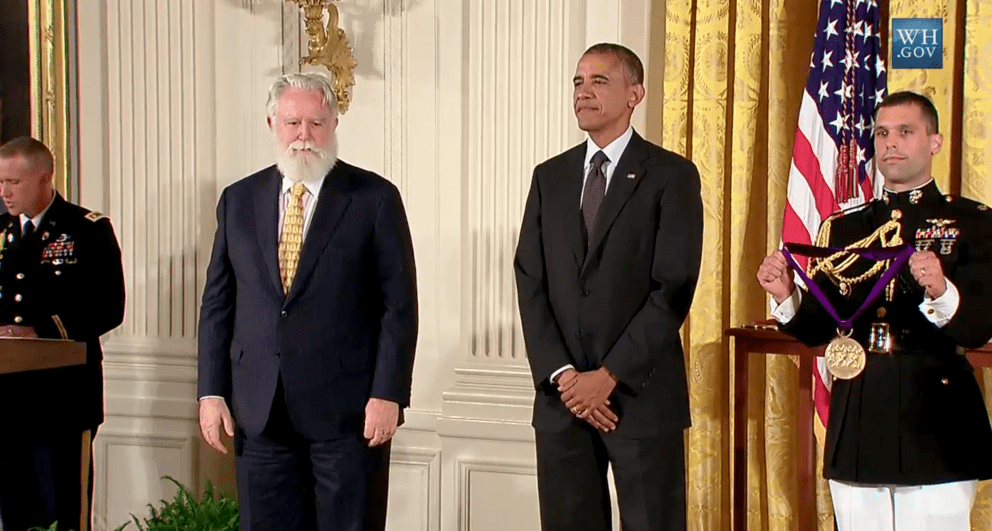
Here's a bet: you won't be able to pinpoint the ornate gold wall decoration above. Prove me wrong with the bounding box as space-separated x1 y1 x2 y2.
28 0 71 196
285 0 358 114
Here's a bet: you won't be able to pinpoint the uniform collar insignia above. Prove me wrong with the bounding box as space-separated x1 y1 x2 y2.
881 180 941 209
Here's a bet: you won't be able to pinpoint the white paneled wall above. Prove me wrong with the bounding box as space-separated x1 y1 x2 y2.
74 1 656 529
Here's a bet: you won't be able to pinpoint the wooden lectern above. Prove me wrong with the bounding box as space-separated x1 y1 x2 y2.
726 325 992 531
0 337 87 531
0 337 86 374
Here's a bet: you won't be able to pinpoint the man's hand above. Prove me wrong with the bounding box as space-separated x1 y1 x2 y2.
909 250 947 299
560 367 617 418
364 398 400 447
757 250 795 304
199 397 235 454
0 325 38 338
582 402 619 432
556 368 618 432
554 368 579 388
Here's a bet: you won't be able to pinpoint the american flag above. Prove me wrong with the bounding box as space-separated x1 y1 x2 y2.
781 0 887 428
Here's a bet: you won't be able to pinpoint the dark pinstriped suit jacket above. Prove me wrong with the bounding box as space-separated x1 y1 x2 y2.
197 161 418 440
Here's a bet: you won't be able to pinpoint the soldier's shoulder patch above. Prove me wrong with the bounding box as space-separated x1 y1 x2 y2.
84 211 107 222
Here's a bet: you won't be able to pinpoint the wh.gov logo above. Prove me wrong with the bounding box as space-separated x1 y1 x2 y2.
892 18 943 69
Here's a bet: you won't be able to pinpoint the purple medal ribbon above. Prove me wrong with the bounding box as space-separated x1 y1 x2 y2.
781 243 914 330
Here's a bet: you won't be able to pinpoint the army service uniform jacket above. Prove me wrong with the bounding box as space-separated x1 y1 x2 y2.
0 193 125 433
780 181 992 485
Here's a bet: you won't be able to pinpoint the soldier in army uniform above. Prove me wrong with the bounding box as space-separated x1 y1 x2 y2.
0 137 125 531
758 92 992 530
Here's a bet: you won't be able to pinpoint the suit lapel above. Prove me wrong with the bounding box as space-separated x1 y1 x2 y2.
559 146 587 268
583 133 648 271
285 163 353 304
255 168 283 295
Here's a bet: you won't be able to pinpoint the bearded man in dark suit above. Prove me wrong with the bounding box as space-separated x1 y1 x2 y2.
197 71 418 531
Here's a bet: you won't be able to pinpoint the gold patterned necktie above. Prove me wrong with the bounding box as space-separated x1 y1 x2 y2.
279 182 307 294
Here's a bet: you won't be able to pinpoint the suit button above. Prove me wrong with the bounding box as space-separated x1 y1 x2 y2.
580 289 590 297
280 310 288 317
575 332 581 339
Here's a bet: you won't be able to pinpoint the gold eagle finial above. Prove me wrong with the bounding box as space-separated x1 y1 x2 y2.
286 0 358 114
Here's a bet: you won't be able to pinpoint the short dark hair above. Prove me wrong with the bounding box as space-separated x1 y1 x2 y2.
876 91 940 134
583 43 644 85
0 136 55 175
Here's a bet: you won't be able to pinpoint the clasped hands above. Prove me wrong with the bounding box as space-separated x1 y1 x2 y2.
557 367 619 432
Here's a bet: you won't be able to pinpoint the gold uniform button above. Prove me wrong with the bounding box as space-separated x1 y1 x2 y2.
14 294 22 302
876 307 887 318
15 273 24 280
941 378 949 385
13 316 23 323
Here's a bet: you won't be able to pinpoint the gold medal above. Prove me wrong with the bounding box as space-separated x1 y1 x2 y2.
825 330 866 379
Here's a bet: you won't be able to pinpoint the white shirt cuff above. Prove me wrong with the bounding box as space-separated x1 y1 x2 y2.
771 290 802 324
198 395 224 401
919 278 959 328
549 365 574 384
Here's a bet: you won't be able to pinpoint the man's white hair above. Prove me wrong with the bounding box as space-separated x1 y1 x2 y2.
266 71 339 119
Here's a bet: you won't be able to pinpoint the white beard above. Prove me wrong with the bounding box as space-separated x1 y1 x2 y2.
275 135 338 186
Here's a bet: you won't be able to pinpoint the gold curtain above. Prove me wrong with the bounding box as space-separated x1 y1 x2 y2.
656 0 992 528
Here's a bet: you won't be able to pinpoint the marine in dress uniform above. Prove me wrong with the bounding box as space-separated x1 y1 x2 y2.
759 91 992 531
779 181 992 490
0 137 125 531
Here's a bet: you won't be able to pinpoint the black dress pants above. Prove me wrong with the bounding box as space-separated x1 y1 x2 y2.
235 379 390 531
535 421 686 531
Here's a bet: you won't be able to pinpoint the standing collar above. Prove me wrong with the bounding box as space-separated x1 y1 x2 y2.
880 179 942 209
